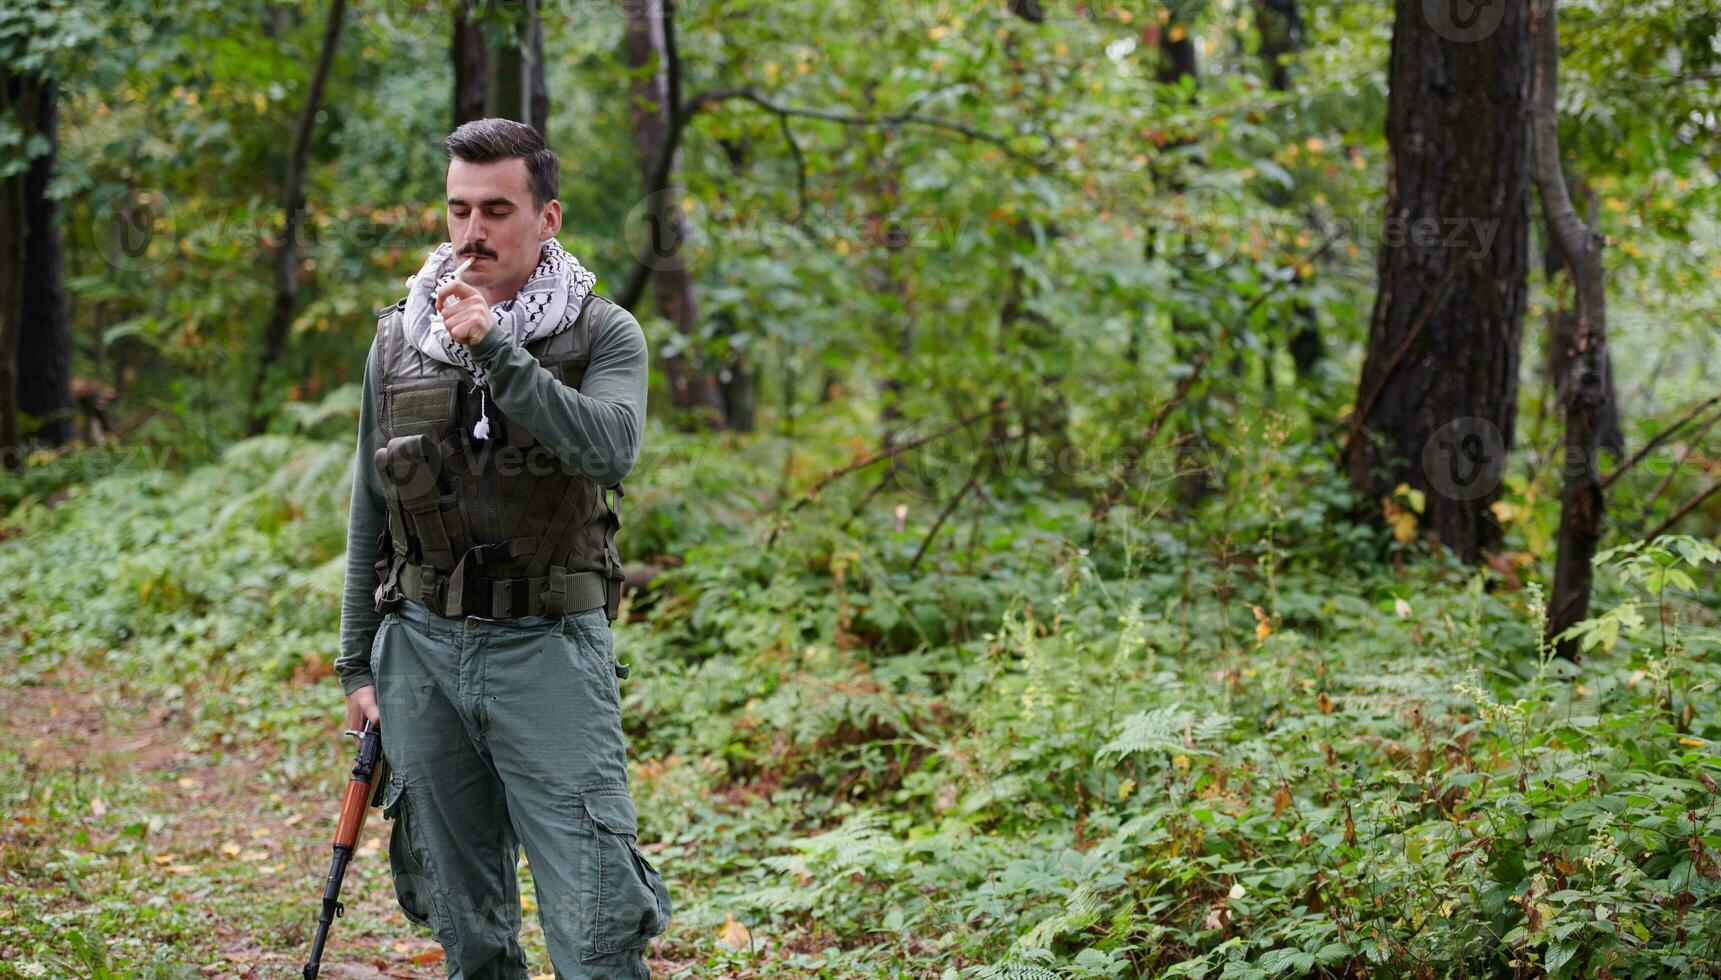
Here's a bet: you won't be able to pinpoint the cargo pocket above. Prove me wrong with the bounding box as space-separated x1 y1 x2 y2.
575 786 672 962
380 774 436 929
368 614 397 679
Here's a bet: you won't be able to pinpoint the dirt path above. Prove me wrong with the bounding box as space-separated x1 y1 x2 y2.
2 668 468 978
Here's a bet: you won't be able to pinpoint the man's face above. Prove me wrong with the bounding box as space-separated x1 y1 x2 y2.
445 156 560 292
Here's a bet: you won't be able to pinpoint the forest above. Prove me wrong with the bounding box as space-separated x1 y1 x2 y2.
2 0 1720 977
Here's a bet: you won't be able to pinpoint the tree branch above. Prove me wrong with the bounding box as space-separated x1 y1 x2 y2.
765 400 1010 547
682 86 1059 171
1600 392 1721 490
909 470 980 570
1640 478 1721 543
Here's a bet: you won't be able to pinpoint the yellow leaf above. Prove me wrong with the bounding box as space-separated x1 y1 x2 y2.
1118 778 1137 801
1172 754 1191 772
153 853 176 865
1383 497 1418 544
1304 136 1325 153
718 912 752 950
1168 25 1186 42
1680 737 1706 748
221 842 242 857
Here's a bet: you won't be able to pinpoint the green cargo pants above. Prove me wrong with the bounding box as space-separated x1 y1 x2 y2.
369 595 672 979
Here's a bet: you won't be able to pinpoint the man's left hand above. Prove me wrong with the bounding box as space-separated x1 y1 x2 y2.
435 278 494 345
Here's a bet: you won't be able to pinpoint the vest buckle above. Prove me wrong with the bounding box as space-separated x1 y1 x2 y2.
373 555 403 615
417 564 438 609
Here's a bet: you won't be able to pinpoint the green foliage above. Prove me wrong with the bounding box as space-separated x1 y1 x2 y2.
3 0 1720 975
4 400 1721 975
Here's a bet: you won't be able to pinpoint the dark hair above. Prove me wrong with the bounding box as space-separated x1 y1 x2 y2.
444 118 559 211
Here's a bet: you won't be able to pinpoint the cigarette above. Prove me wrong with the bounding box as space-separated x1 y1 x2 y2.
453 256 474 281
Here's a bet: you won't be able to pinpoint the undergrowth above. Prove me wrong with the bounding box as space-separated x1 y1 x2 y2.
1 408 1717 978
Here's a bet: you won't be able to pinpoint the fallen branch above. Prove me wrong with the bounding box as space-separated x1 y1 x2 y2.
1640 478 1721 543
766 400 1009 548
1640 406 1721 514
1600 391 1721 490
909 470 981 571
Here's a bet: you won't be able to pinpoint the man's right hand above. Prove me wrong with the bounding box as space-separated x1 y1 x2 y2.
344 684 380 733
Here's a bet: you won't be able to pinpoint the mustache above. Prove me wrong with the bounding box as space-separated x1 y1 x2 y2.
458 244 497 258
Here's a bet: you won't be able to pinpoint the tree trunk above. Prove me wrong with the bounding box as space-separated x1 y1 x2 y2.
1156 15 1212 508
625 0 723 426
453 0 547 136
1542 182 1622 458
1342 0 1532 562
15 75 72 448
1252 0 1302 92
248 0 348 436
0 77 26 472
452 0 487 127
1531 0 1613 660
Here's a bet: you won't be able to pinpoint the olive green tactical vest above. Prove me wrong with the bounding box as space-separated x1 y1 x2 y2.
369 292 625 621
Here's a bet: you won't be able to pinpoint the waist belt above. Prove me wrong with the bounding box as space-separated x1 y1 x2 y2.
376 553 616 620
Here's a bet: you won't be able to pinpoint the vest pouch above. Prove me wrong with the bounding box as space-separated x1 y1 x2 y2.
379 435 446 511
545 355 589 390
378 435 469 572
385 383 457 441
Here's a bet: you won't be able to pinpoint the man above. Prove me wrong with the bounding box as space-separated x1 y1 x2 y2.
334 118 671 979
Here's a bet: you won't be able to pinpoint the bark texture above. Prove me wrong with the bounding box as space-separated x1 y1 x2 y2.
1343 0 1533 562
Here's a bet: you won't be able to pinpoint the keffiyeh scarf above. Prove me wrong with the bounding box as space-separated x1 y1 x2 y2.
402 237 598 385
401 237 597 438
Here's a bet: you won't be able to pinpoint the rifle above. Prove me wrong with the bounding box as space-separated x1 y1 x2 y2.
303 718 391 979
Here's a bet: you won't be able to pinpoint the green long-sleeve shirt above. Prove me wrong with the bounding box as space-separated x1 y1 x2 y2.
333 298 649 695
